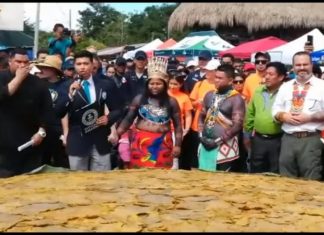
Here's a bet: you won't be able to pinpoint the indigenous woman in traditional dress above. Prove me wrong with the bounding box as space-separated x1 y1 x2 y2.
198 64 245 172
116 57 182 169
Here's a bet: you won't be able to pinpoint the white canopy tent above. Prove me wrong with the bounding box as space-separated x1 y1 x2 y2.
265 28 324 65
123 38 163 60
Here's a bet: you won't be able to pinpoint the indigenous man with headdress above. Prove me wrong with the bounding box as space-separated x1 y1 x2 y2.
198 64 245 172
116 57 183 169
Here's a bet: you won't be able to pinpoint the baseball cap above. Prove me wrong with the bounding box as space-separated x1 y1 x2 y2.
203 59 221 71
254 51 271 61
168 56 179 65
63 58 74 70
198 50 212 61
134 50 147 60
243 62 256 71
186 60 198 68
115 57 127 66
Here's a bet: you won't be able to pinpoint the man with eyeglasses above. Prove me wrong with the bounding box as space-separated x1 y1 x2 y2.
63 58 75 80
242 52 271 103
183 50 212 94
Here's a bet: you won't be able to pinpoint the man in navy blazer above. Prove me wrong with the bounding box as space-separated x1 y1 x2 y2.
56 50 123 171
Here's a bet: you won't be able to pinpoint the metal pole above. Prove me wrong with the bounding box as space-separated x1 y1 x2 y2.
33 3 40 59
69 9 72 29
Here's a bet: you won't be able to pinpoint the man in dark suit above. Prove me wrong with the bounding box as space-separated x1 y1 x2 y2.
56 50 123 171
0 48 53 177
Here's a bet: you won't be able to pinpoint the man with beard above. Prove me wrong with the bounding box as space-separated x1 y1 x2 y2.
272 51 324 180
0 48 53 177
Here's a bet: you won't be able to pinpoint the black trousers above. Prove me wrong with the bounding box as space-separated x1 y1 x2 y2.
0 147 42 178
42 130 69 168
250 134 282 174
179 129 200 170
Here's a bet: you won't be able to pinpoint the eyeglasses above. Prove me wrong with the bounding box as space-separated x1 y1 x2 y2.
233 80 244 84
255 60 268 65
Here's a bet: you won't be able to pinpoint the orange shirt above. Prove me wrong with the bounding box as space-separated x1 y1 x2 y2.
242 72 263 103
189 79 216 132
168 90 193 130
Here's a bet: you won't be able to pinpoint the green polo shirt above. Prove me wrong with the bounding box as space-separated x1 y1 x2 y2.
244 85 282 135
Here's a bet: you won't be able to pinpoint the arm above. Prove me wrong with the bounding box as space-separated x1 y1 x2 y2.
116 95 141 137
222 95 246 141
60 114 69 146
198 91 213 133
2 66 31 98
170 97 183 147
244 94 256 134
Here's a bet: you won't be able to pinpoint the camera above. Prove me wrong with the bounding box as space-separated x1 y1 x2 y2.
63 28 71 37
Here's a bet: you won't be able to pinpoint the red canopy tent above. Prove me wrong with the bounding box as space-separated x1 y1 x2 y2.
146 38 177 57
218 36 287 59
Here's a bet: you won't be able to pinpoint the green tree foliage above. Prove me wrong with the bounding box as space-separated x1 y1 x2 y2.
78 3 122 38
126 4 179 43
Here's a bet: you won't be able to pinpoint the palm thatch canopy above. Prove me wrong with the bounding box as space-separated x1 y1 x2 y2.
168 3 324 33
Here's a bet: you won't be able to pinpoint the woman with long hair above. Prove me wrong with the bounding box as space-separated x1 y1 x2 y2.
116 57 182 169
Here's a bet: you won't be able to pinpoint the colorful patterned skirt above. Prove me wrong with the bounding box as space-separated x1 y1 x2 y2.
129 128 173 169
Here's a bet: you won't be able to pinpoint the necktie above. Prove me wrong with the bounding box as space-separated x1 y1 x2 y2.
82 80 91 103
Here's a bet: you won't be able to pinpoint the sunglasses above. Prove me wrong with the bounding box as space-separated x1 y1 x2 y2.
255 60 268 65
233 80 244 84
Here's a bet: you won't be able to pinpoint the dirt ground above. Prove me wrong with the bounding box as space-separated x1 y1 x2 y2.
0 169 324 232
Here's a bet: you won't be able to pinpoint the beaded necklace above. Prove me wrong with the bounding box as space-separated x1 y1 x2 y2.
290 81 310 114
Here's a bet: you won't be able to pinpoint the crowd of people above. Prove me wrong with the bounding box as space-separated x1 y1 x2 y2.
1 23 324 182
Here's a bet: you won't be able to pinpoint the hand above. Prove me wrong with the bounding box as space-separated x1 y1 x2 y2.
31 132 45 146
96 115 108 126
60 134 67 147
172 146 181 158
16 65 31 81
282 112 301 125
108 132 119 146
243 136 251 152
69 80 82 97
183 129 189 137
200 136 219 151
291 113 312 125
171 158 179 170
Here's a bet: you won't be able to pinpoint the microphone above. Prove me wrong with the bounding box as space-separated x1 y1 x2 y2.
70 75 83 99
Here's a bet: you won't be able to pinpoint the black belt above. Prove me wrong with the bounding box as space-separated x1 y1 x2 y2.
286 131 320 138
255 132 283 139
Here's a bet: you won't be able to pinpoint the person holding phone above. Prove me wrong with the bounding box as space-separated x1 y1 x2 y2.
304 35 314 53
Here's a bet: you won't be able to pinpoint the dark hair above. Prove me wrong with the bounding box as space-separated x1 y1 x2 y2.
292 51 312 65
312 64 322 78
217 64 235 79
169 74 185 85
37 48 48 58
9 48 28 58
141 79 171 113
222 53 235 62
234 58 243 64
234 72 245 81
266 62 287 77
53 23 64 32
0 56 9 70
74 50 93 63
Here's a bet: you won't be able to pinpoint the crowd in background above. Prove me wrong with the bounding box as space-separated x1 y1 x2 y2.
1 23 324 182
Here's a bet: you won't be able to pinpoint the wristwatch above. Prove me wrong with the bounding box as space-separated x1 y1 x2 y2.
38 128 47 138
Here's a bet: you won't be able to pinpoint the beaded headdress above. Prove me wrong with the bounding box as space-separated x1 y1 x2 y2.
147 57 169 82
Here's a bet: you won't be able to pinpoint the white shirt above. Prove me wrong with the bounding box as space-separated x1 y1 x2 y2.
272 76 324 133
82 76 96 104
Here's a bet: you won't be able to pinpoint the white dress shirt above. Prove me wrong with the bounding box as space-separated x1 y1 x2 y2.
272 76 324 133
82 76 96 104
